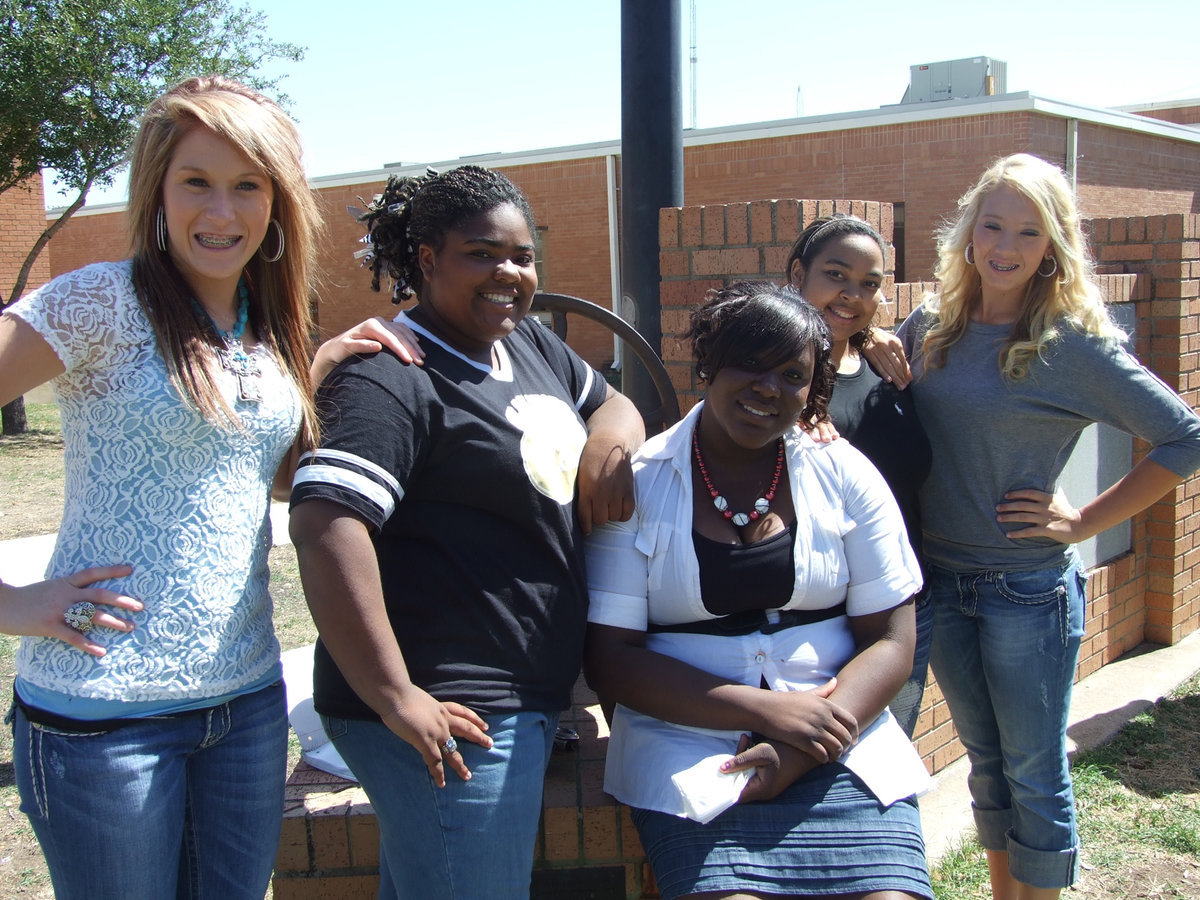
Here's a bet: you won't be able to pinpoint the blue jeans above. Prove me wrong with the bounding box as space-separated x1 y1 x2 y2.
323 710 559 900
12 681 287 900
927 558 1086 889
889 589 933 738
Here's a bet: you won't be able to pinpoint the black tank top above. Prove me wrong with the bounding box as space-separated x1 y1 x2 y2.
692 520 797 616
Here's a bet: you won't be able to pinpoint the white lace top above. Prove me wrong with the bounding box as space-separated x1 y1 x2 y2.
8 261 301 713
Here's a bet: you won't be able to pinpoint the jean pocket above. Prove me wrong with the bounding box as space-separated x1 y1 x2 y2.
1070 567 1088 638
914 583 932 608
995 567 1067 606
319 714 349 741
21 720 104 820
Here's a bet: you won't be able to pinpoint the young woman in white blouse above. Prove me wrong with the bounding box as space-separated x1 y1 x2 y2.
585 282 932 900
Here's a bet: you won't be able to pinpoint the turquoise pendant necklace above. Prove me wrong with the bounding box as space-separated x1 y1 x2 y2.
191 281 262 403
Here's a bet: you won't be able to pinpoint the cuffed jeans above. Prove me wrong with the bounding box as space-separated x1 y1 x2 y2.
13 681 288 900
323 709 559 900
927 557 1086 889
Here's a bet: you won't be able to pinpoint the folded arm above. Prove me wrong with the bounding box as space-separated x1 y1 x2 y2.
720 600 916 802
584 622 856 764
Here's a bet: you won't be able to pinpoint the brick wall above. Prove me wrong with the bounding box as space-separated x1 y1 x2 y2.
1130 103 1200 127
679 113 1034 285
0 175 51 304
1091 214 1200 644
1072 122 1200 220
44 108 1200 371
679 111 1200 287
46 205 131 277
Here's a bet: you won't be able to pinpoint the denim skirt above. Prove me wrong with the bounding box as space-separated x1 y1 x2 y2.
632 764 932 899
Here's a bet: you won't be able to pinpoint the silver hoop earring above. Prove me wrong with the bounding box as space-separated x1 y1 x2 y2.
1038 256 1058 278
964 242 975 266
155 207 168 252
258 219 285 263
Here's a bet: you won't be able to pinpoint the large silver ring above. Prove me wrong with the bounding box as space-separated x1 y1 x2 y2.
64 601 96 634
440 737 458 755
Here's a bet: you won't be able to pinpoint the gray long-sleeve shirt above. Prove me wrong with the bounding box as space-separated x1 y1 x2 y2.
897 305 1200 572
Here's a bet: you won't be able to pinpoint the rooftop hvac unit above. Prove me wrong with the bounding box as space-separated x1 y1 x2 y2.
900 57 1007 104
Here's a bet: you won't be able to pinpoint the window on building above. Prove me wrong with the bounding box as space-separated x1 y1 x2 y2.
531 226 553 328
534 226 548 290
892 203 906 284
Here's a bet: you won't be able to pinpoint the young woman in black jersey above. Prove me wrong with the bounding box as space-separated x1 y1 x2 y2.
289 165 643 900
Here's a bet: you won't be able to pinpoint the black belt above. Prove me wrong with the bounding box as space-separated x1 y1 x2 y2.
648 602 847 637
12 688 157 733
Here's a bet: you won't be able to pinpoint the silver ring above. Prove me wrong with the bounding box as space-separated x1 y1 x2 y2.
64 601 97 634
440 737 458 755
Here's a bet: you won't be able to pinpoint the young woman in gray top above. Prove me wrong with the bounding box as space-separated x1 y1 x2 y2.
891 154 1200 900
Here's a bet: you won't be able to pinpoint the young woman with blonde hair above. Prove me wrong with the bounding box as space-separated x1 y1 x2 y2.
0 75 418 899
894 153 1200 900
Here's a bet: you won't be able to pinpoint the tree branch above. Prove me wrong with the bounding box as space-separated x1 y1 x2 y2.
2 182 90 310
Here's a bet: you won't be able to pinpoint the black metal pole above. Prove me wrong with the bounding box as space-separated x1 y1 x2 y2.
619 0 683 427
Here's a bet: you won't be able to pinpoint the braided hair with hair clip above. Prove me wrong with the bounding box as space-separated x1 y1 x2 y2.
357 165 537 302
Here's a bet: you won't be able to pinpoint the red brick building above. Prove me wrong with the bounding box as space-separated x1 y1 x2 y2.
42 92 1200 372
0 172 51 306
12 85 1200 899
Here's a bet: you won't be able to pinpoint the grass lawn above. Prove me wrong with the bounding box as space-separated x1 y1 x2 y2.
931 671 1200 898
0 403 63 540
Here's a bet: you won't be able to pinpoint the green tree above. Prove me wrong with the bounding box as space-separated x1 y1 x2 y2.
0 0 303 433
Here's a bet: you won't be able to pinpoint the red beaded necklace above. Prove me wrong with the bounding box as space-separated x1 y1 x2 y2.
692 430 785 527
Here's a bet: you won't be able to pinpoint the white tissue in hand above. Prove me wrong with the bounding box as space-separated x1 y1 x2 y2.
670 754 751 824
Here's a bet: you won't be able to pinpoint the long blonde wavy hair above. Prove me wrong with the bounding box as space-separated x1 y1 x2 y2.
127 76 324 445
921 153 1122 379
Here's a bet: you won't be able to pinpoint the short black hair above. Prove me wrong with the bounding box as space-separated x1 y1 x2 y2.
685 280 834 424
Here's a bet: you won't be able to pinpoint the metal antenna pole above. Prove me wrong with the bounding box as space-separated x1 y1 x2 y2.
689 0 697 130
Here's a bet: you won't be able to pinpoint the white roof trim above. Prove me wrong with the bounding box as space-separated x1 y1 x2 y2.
49 91 1200 219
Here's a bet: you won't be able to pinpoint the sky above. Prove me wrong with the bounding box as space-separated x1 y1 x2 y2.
49 0 1200 209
